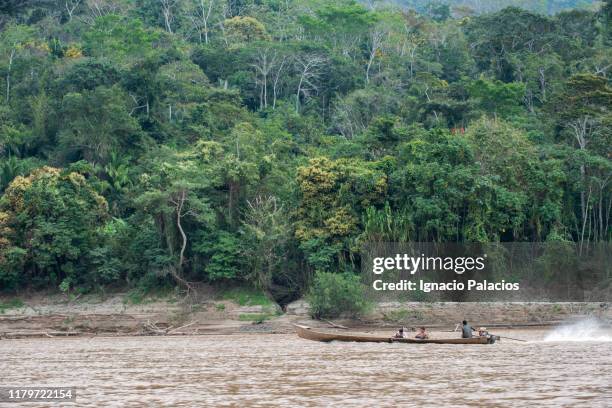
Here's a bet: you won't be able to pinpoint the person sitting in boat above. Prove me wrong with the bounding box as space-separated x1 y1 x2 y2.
462 320 476 338
477 327 489 337
415 327 429 340
393 327 408 338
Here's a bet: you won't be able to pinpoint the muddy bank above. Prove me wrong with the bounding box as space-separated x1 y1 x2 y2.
1 293 610 339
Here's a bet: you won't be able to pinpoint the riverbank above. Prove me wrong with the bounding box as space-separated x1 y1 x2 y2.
1 292 610 339
0 290 293 339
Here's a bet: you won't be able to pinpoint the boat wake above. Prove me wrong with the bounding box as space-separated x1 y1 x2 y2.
543 318 612 342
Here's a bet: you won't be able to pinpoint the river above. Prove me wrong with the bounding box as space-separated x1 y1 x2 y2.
1 328 611 407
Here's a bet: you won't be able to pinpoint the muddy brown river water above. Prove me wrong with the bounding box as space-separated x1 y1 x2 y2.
1 329 611 407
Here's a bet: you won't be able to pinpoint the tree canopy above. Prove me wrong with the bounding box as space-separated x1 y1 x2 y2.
0 0 609 302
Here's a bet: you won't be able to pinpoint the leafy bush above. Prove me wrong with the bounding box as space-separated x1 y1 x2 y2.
0 298 24 314
194 231 246 281
0 166 109 290
0 247 26 290
308 271 370 319
220 286 274 306
238 313 274 323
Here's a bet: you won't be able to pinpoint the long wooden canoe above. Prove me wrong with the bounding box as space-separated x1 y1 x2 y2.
295 325 496 344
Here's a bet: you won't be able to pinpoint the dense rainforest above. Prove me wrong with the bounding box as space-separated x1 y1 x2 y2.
0 0 610 304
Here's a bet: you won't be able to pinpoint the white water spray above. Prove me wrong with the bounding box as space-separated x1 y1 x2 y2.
543 318 612 342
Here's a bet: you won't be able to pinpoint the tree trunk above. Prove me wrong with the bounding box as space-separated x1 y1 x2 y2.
366 53 374 84
172 190 193 292
176 190 187 269
65 0 81 21
579 186 591 255
6 48 15 103
570 117 590 249
201 0 212 44
263 72 267 108
161 0 173 33
272 57 286 109
296 76 303 113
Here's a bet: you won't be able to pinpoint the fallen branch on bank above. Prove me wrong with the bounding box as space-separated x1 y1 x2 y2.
141 320 167 335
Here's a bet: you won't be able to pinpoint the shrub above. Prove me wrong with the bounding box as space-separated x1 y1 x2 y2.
0 247 26 290
0 298 24 314
0 166 109 290
221 286 273 306
308 271 370 319
195 231 246 281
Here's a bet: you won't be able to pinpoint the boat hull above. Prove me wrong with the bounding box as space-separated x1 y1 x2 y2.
295 325 496 344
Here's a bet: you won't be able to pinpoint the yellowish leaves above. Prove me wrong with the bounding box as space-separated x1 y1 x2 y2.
31 166 61 178
0 211 13 257
3 176 31 212
65 44 83 59
224 16 269 46
324 208 357 237
295 156 387 244
195 140 224 162
295 226 326 242
2 166 108 216
297 157 338 199
366 174 388 206
67 171 86 185
17 40 50 56
66 172 108 213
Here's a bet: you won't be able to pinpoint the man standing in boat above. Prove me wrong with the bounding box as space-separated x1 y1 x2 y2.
461 320 476 338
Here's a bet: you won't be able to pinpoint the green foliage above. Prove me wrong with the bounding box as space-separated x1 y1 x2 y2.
58 59 121 93
536 235 578 281
201 231 246 281
0 298 23 313
58 86 143 165
0 247 26 290
124 288 147 305
465 117 536 190
308 271 370 319
123 285 175 305
295 156 387 270
224 16 269 45
0 166 109 290
238 313 275 323
299 0 376 48
468 79 526 118
362 203 413 243
220 286 274 307
242 195 290 292
83 15 162 64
